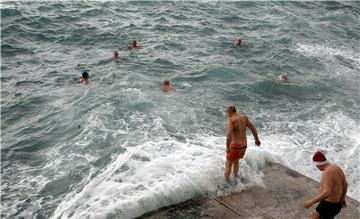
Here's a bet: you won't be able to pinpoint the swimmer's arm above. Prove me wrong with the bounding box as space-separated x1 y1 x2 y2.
246 117 260 146
226 120 233 152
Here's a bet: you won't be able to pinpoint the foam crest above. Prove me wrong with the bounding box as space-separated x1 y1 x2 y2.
296 43 360 70
52 136 281 219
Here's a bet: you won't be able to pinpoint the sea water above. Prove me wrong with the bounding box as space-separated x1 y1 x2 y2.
1 1 359 218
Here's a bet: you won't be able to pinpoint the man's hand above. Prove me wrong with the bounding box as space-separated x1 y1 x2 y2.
255 139 261 147
304 200 314 209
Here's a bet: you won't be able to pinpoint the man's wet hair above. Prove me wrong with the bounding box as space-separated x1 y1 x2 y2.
133 40 137 46
82 71 89 79
163 80 170 86
227 104 236 113
114 51 119 57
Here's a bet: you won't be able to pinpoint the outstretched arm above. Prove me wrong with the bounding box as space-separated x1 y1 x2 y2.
246 117 260 146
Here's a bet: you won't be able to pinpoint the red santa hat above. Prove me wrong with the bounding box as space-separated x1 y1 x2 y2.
312 151 328 165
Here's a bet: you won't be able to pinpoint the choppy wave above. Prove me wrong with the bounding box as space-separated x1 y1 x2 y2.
52 141 281 219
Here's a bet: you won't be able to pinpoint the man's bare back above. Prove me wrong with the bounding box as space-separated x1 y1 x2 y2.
226 112 260 152
320 164 346 203
228 113 247 146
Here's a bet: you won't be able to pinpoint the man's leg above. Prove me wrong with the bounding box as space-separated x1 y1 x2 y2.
225 160 233 182
310 211 320 219
233 159 239 177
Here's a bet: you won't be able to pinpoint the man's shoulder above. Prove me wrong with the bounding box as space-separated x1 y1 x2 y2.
230 115 247 126
325 165 342 176
329 164 341 171
237 114 247 121
331 164 345 175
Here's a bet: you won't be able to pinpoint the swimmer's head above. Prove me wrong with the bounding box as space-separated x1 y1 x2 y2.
163 80 170 86
82 71 89 79
133 40 137 46
113 51 119 58
279 73 288 81
226 104 236 114
235 38 242 47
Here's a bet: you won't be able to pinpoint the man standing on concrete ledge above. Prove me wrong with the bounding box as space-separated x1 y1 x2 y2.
225 104 261 182
304 151 348 219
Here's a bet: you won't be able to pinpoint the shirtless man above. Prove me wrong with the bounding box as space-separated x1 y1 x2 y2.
162 80 175 92
225 104 261 181
128 40 140 50
304 151 348 219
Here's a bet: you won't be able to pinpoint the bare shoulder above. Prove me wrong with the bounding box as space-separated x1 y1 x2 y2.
322 167 338 180
332 164 342 170
237 113 246 120
332 164 345 176
330 164 340 172
237 112 245 117
241 115 250 125
323 168 332 176
325 165 342 178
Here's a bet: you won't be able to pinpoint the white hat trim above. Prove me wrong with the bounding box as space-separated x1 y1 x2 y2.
313 161 328 166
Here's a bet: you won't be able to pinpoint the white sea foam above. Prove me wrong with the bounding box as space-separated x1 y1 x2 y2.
51 136 282 219
296 43 360 70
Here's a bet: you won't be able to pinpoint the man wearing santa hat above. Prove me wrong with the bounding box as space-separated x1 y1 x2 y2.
304 151 348 219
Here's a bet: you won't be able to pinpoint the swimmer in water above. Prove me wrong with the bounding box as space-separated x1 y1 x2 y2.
112 51 119 59
234 38 242 48
79 71 90 85
162 80 175 92
128 40 141 50
279 72 288 82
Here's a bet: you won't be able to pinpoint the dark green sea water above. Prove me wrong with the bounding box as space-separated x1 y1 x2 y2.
1 1 359 218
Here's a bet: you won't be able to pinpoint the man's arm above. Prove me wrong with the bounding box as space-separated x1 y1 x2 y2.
226 120 233 153
304 171 333 208
246 117 260 146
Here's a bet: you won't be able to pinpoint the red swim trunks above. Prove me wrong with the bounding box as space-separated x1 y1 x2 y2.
226 144 247 161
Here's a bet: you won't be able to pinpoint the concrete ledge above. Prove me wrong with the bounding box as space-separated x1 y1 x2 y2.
138 163 359 219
